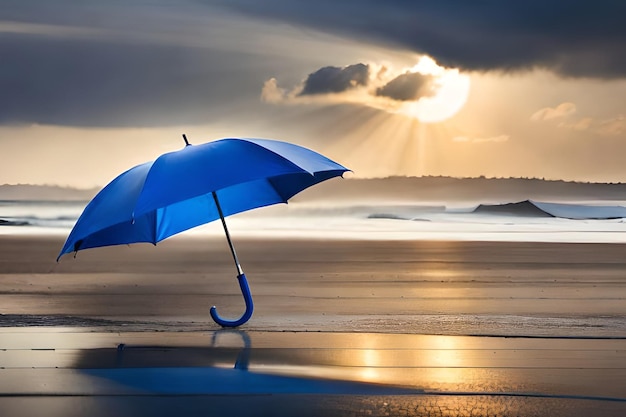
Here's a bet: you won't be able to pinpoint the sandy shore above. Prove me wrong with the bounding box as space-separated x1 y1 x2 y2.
1 235 626 335
1 235 625 416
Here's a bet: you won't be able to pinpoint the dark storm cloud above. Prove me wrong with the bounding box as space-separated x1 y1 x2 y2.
216 0 626 79
375 72 437 101
0 1 294 127
299 63 369 95
0 35 264 127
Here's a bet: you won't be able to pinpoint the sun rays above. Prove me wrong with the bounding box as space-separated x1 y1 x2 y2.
314 109 466 178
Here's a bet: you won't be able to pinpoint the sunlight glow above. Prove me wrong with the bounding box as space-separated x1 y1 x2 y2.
396 57 471 123
263 55 471 126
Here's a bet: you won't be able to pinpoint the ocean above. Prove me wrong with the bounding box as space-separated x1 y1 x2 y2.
2 199 626 243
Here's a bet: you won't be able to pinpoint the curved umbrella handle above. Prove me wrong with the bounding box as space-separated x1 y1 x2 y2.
210 273 254 327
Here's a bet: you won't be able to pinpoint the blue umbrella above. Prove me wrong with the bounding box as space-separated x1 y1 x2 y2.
58 136 349 327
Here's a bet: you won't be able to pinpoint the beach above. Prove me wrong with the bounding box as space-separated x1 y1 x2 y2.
3 0 626 415
1 235 626 416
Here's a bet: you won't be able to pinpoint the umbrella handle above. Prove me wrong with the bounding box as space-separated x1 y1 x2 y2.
210 273 254 327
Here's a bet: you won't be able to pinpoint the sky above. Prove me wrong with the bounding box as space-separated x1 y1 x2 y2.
1 0 625 188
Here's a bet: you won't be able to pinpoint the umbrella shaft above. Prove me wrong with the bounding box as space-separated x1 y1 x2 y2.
212 191 243 276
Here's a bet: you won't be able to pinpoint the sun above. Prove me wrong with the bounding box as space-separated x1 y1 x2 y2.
393 57 471 123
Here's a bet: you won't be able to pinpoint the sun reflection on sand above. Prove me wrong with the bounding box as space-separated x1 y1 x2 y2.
323 333 481 391
359 348 382 381
423 336 470 385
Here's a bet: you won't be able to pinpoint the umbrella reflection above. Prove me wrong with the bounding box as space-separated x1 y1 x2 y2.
5 332 606 416
75 331 418 396
211 329 251 370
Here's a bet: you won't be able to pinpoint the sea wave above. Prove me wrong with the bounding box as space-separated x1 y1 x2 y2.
344 200 626 221
0 215 78 228
474 200 626 220
474 200 552 217
0 200 84 228
367 213 433 221
0 218 30 226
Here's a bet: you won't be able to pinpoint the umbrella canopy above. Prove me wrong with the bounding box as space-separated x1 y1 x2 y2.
58 136 349 327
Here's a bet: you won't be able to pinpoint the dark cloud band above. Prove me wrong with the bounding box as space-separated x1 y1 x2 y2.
0 35 265 127
299 63 369 95
375 72 437 101
217 0 626 79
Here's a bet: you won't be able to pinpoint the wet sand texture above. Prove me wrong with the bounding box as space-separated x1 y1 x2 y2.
0 236 625 416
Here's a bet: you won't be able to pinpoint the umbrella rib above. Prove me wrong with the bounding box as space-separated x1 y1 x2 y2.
241 139 315 175
212 191 243 276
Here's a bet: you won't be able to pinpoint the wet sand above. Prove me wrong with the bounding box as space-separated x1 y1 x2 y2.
1 235 626 416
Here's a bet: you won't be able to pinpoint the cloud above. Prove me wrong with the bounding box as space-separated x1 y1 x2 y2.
563 116 624 136
530 103 577 121
4 1 384 127
0 34 266 127
0 20 108 39
0 2 315 127
299 63 369 95
217 0 626 79
260 57 462 123
531 102 624 136
597 116 625 136
261 78 286 104
569 117 594 131
453 135 510 143
375 72 437 101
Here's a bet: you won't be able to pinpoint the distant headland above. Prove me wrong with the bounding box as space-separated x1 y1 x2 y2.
3 177 626 202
